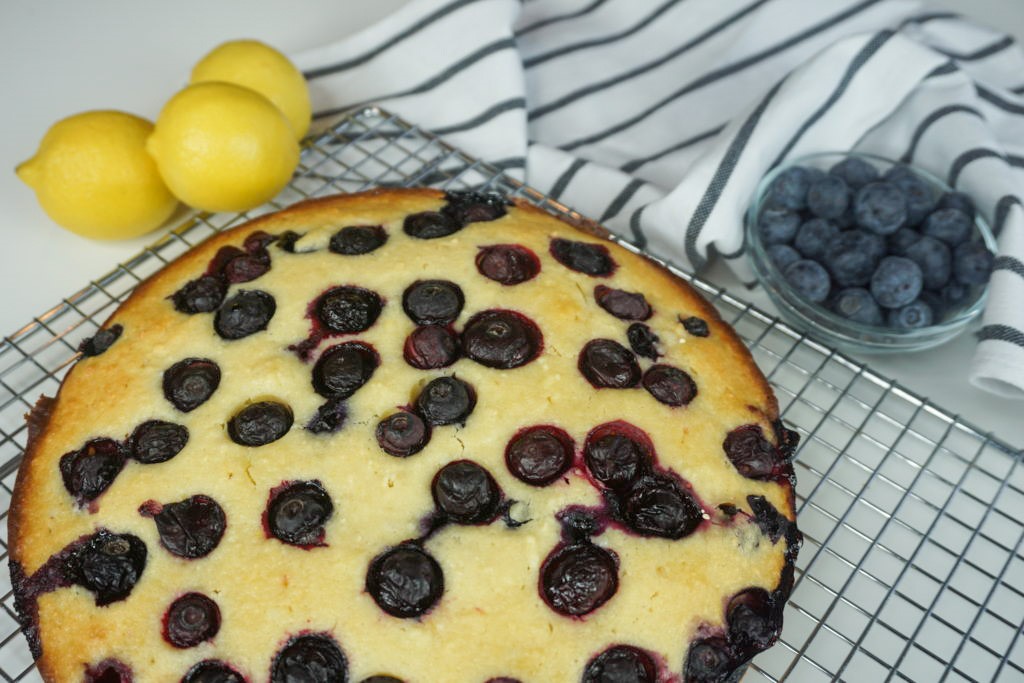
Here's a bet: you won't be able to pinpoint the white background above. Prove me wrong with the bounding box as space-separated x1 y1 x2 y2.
1 0 1022 447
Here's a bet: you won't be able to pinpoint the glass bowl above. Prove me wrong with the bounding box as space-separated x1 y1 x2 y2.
745 152 995 354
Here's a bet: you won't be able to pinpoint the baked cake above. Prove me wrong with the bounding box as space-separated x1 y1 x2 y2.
9 188 801 682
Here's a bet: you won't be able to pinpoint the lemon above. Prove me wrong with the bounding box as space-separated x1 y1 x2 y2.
147 82 300 213
190 39 311 139
16 111 178 240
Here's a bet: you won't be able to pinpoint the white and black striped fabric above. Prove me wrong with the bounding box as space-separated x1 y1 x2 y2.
293 0 1024 398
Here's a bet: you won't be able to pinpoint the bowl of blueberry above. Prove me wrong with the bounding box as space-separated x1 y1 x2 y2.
746 152 996 353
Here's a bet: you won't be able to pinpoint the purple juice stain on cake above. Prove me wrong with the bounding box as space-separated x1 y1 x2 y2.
366 543 444 619
505 425 574 487
402 280 464 325
270 632 348 683
79 324 124 357
329 225 388 255
85 659 133 683
163 592 221 648
626 323 660 361
431 460 502 525
476 244 541 284
461 309 543 369
163 358 221 412
312 342 379 399
641 364 697 407
214 290 276 340
140 495 226 559
264 480 334 548
404 325 460 369
414 376 476 426
59 438 125 508
582 645 659 683
290 285 385 360
182 660 246 683
594 285 652 321
375 410 431 457
306 399 349 435
539 540 618 618
578 339 641 389
227 401 293 447
128 420 188 464
550 238 617 277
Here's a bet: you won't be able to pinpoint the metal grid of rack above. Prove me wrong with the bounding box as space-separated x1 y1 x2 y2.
0 107 1020 682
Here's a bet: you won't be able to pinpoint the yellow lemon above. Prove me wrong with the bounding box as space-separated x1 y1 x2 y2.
16 111 178 240
190 39 311 139
147 82 300 213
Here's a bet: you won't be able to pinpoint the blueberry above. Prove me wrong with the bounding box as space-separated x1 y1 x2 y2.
163 592 220 648
782 259 830 303
626 323 660 361
313 342 379 398
767 244 800 272
757 208 800 245
366 544 444 619
143 495 226 559
793 218 838 260
938 191 976 220
415 376 476 426
403 211 461 240
922 208 972 246
830 288 883 326
59 438 125 505
854 182 907 235
684 637 734 683
431 460 501 524
941 280 972 308
584 425 650 492
870 256 923 309
886 227 921 256
505 426 574 487
765 166 812 211
953 241 995 285
475 244 541 285
578 339 641 389
885 166 938 225
173 276 226 315
227 401 293 447
444 190 508 224
404 325 459 369
621 474 703 539
163 358 221 412
727 588 779 657
917 289 947 321
539 541 618 617
360 678 403 683
723 425 778 480
679 315 709 337
461 309 543 369
316 286 384 334
68 531 147 606
641 364 697 407
329 225 388 255
376 411 430 457
829 157 879 188
182 660 245 683
266 480 334 546
550 238 617 277
887 300 934 329
806 175 850 220
594 285 652 321
904 236 952 290
84 660 132 683
824 230 884 287
582 645 658 683
79 324 124 357
402 280 464 325
222 252 269 284
306 399 348 435
128 420 188 464
271 634 348 683
214 290 276 340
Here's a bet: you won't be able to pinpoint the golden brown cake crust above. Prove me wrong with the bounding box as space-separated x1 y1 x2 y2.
10 188 798 683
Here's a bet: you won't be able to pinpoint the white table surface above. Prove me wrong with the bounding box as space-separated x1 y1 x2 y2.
2 0 1022 449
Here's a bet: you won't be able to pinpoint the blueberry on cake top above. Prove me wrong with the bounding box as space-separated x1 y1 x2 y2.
10 188 800 682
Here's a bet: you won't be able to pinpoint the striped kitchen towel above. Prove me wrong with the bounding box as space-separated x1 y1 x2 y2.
293 0 1024 398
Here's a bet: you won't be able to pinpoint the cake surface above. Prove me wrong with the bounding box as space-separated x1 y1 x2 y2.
9 188 800 683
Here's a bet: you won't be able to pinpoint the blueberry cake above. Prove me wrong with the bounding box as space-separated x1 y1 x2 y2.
10 188 800 682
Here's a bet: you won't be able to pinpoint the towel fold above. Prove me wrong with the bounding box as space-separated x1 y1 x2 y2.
293 0 1024 398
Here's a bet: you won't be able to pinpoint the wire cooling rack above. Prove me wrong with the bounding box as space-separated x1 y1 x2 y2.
0 107 1021 683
